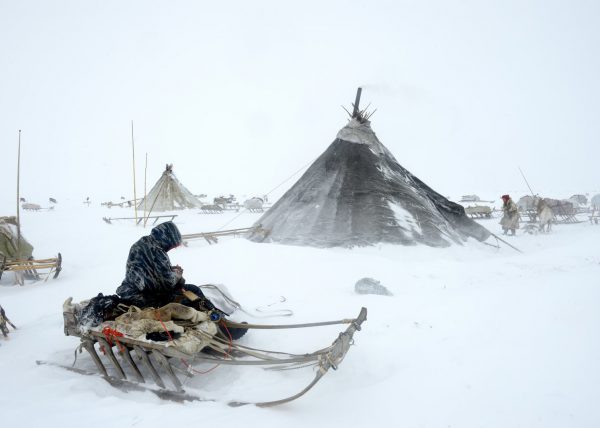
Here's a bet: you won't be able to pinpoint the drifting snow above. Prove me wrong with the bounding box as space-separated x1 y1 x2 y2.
1 201 599 428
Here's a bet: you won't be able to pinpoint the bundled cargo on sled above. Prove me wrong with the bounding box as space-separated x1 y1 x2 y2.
58 296 366 407
0 216 62 284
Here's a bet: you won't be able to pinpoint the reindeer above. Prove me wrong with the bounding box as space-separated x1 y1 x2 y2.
534 196 554 233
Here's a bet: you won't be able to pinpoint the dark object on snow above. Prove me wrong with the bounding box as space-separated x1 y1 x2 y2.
0 304 17 337
220 321 249 340
78 293 123 328
116 221 183 308
49 198 57 204
146 331 181 341
354 278 393 296
248 89 490 248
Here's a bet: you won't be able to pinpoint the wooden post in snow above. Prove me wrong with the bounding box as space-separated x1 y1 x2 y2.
143 153 148 227
16 130 22 255
131 121 138 224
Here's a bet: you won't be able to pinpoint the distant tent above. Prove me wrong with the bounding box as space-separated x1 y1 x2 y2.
0 216 34 259
138 164 201 212
248 90 491 248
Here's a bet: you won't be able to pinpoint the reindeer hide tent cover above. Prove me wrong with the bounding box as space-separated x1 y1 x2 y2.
248 118 491 248
137 164 201 212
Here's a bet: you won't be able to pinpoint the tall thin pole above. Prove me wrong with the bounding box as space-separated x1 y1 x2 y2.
16 130 22 256
144 152 148 228
352 87 363 117
518 166 535 196
131 121 138 223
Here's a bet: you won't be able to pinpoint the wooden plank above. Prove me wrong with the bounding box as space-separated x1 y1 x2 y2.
133 345 166 388
97 337 127 380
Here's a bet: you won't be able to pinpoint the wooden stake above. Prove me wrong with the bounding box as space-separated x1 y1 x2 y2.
16 130 22 256
143 177 166 228
144 153 148 228
131 121 138 224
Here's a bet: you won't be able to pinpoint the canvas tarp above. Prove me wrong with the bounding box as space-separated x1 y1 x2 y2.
0 216 34 260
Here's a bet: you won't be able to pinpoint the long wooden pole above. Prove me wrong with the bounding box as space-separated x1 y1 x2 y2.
143 153 148 228
489 232 523 253
131 121 138 224
518 166 536 197
16 130 22 255
352 87 362 117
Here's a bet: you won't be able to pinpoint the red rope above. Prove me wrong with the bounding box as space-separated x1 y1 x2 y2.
102 326 126 352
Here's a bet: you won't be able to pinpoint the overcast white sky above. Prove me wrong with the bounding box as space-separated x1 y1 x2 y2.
1 0 599 209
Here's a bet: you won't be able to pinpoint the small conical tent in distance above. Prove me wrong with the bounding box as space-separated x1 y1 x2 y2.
138 164 201 212
248 89 491 248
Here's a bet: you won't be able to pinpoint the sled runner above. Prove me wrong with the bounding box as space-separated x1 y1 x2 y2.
0 253 62 284
102 215 177 225
59 298 366 406
182 225 268 245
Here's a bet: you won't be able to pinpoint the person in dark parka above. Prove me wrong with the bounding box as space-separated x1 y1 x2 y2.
115 221 247 339
116 221 186 308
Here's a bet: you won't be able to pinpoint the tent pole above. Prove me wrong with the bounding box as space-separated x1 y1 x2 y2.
143 177 166 227
143 153 148 227
131 121 138 224
489 232 523 253
352 87 362 117
16 130 22 256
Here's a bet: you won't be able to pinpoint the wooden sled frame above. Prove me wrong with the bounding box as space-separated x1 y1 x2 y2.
102 215 177 225
0 253 62 284
182 225 268 245
62 303 367 406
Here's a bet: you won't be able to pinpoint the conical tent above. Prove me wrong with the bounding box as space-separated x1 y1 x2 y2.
138 164 201 212
248 109 490 248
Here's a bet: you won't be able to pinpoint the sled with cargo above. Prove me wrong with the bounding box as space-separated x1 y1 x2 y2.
1 216 62 284
57 296 367 407
464 205 493 219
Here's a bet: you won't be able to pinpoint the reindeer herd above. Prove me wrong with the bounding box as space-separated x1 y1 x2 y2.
463 193 599 234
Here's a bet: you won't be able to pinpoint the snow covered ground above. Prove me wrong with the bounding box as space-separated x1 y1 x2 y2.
1 201 599 428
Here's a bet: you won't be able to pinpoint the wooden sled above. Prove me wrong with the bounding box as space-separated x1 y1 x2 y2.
0 253 62 284
102 215 177 225
61 299 366 407
182 225 268 245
